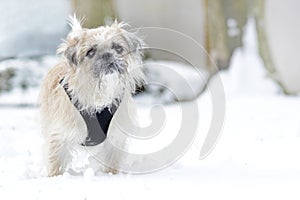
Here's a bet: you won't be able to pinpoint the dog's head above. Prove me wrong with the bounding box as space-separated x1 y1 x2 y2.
57 16 145 111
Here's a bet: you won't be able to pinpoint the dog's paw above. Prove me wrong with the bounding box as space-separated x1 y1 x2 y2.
104 167 119 175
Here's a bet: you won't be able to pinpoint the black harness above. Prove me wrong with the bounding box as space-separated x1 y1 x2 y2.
60 78 119 146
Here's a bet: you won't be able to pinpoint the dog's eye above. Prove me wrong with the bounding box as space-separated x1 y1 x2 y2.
86 47 97 58
112 43 124 54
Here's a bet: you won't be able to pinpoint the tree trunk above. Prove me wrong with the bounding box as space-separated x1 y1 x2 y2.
254 0 300 94
205 0 248 71
72 0 115 28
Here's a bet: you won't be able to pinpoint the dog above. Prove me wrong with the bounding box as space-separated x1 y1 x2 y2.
39 16 145 177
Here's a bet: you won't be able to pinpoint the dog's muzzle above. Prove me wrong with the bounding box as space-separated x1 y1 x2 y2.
93 53 126 76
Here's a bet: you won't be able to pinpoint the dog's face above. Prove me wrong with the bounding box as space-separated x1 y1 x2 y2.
57 16 145 110
58 17 144 78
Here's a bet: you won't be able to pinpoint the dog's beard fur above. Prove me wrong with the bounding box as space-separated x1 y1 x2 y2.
39 15 145 176
62 59 144 114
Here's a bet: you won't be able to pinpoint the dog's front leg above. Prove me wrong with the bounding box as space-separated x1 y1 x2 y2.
87 135 128 175
101 94 136 174
45 134 72 177
103 137 128 174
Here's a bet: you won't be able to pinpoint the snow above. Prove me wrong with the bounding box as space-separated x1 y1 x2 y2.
227 18 241 37
0 56 56 105
1 19 300 200
137 60 209 103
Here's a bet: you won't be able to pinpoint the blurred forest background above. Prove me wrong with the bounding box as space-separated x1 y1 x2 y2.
0 0 299 106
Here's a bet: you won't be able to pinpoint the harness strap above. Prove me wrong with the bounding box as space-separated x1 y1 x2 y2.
59 78 118 146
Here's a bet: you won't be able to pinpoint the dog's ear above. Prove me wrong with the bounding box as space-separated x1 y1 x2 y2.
57 38 80 67
123 31 144 57
65 42 79 66
113 21 144 57
57 15 84 67
119 26 146 89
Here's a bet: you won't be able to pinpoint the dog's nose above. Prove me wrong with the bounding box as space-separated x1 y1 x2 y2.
102 52 113 60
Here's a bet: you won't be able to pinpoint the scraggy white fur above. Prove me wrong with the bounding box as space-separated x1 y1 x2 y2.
39 16 145 176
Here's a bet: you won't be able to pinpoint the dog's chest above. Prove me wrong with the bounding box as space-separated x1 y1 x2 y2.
95 73 122 106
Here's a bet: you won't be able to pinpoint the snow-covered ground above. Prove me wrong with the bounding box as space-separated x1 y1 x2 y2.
1 19 300 200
